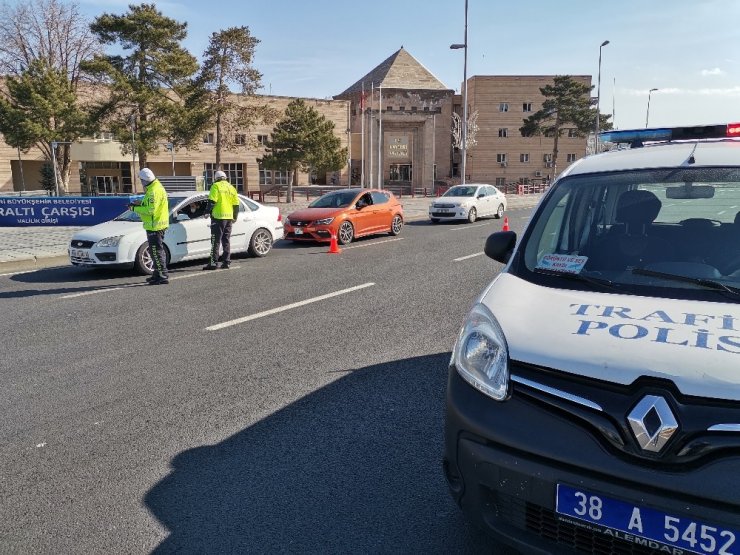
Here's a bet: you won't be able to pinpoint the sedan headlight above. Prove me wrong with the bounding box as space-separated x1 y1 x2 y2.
452 303 509 401
97 235 123 247
314 217 334 225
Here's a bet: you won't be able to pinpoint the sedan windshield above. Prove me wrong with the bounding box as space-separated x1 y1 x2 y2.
517 167 740 299
444 186 477 197
113 197 188 222
309 191 358 208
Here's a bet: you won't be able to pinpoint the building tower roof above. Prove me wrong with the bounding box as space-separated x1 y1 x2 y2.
336 47 450 97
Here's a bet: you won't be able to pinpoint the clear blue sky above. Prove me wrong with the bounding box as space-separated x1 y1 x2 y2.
78 0 739 130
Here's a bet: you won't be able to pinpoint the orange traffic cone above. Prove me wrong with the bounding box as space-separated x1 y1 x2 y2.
328 232 341 254
502 216 510 232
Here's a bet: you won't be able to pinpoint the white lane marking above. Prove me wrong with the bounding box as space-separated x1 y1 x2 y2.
449 223 491 232
61 265 242 299
206 282 375 331
342 238 404 250
454 252 485 262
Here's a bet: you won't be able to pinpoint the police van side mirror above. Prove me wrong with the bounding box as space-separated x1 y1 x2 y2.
485 231 517 264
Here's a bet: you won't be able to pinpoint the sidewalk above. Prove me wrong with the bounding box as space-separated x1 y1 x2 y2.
0 193 543 274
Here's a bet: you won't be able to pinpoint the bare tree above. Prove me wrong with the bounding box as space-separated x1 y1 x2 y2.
0 0 100 83
0 0 101 192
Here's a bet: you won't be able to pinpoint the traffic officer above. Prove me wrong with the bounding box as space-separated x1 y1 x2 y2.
130 168 169 284
203 170 239 270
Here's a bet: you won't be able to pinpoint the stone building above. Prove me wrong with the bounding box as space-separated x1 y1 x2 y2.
0 48 590 196
335 48 591 191
0 94 350 195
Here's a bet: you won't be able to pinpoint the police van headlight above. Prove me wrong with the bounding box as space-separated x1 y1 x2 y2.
452 303 510 401
97 235 123 247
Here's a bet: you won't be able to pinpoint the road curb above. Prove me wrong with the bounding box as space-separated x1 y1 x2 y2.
0 254 70 274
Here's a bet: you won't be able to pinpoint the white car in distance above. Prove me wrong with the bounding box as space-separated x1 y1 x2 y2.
429 184 507 223
69 192 284 274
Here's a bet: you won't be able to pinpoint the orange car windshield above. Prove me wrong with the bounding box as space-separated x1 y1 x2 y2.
309 191 358 208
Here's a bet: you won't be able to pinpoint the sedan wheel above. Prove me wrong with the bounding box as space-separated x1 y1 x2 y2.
338 221 354 245
134 242 169 275
496 203 505 219
390 215 403 236
467 207 477 223
248 228 273 257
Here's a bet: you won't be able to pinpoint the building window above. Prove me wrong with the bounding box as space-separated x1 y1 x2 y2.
498 128 508 138
411 106 417 112
495 177 505 187
499 103 509 112
273 170 288 185
424 107 429 112
257 134 269 146
386 106 393 112
497 153 507 164
520 153 529 163
523 103 533 112
203 132 214 144
544 153 553 163
567 153 577 163
520 177 531 184
204 162 244 190
399 106 405 111
259 168 271 185
567 128 579 138
235 134 246 145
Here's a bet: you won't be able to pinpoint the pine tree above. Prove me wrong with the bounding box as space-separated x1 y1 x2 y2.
82 3 205 181
261 99 347 200
198 26 277 168
520 75 612 176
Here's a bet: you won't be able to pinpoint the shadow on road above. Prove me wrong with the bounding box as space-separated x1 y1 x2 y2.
145 353 495 554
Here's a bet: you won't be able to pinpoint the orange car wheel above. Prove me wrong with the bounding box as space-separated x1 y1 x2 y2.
338 221 354 245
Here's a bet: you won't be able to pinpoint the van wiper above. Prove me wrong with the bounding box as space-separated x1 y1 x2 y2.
632 268 740 297
534 268 619 290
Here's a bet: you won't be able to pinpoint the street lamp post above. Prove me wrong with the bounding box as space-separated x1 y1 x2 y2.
129 113 138 193
165 142 176 175
595 39 610 153
645 88 659 127
450 0 469 185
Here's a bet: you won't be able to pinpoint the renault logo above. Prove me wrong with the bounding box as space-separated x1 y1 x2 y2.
627 395 678 453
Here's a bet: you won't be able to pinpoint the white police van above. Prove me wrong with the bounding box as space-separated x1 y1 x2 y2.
444 124 740 554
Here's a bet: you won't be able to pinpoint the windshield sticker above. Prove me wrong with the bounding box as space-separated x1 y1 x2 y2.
537 254 588 274
569 304 740 355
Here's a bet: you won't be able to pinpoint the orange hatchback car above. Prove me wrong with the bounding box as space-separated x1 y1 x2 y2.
284 188 404 245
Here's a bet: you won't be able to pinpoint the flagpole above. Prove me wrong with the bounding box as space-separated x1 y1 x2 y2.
377 85 382 188
369 82 374 190
360 82 365 188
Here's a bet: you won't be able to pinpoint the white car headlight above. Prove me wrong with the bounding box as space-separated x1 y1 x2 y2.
97 235 123 247
452 303 509 401
314 217 334 225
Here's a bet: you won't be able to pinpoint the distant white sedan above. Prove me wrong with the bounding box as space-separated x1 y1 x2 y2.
69 192 284 274
429 184 507 223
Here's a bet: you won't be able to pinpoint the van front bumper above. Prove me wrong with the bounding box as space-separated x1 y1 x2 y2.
444 365 740 554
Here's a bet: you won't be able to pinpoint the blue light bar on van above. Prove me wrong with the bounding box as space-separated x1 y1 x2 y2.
600 123 740 145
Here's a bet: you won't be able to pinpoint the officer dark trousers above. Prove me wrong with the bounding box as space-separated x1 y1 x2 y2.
209 219 233 266
147 230 168 279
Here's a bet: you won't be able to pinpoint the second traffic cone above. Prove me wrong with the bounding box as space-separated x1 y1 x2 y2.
328 232 341 254
502 216 510 231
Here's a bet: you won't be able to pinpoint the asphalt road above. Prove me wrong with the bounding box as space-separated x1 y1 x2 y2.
0 209 533 554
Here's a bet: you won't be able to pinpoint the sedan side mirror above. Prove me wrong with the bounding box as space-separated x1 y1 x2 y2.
485 231 517 264
477 193 485 198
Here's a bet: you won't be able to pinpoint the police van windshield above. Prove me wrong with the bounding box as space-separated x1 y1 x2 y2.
518 167 740 300
113 197 185 222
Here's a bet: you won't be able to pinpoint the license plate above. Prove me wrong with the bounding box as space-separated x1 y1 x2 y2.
71 248 91 259
294 228 303 235
556 484 738 554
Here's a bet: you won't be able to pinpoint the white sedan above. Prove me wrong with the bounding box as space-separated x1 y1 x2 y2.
69 192 284 274
429 184 507 223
